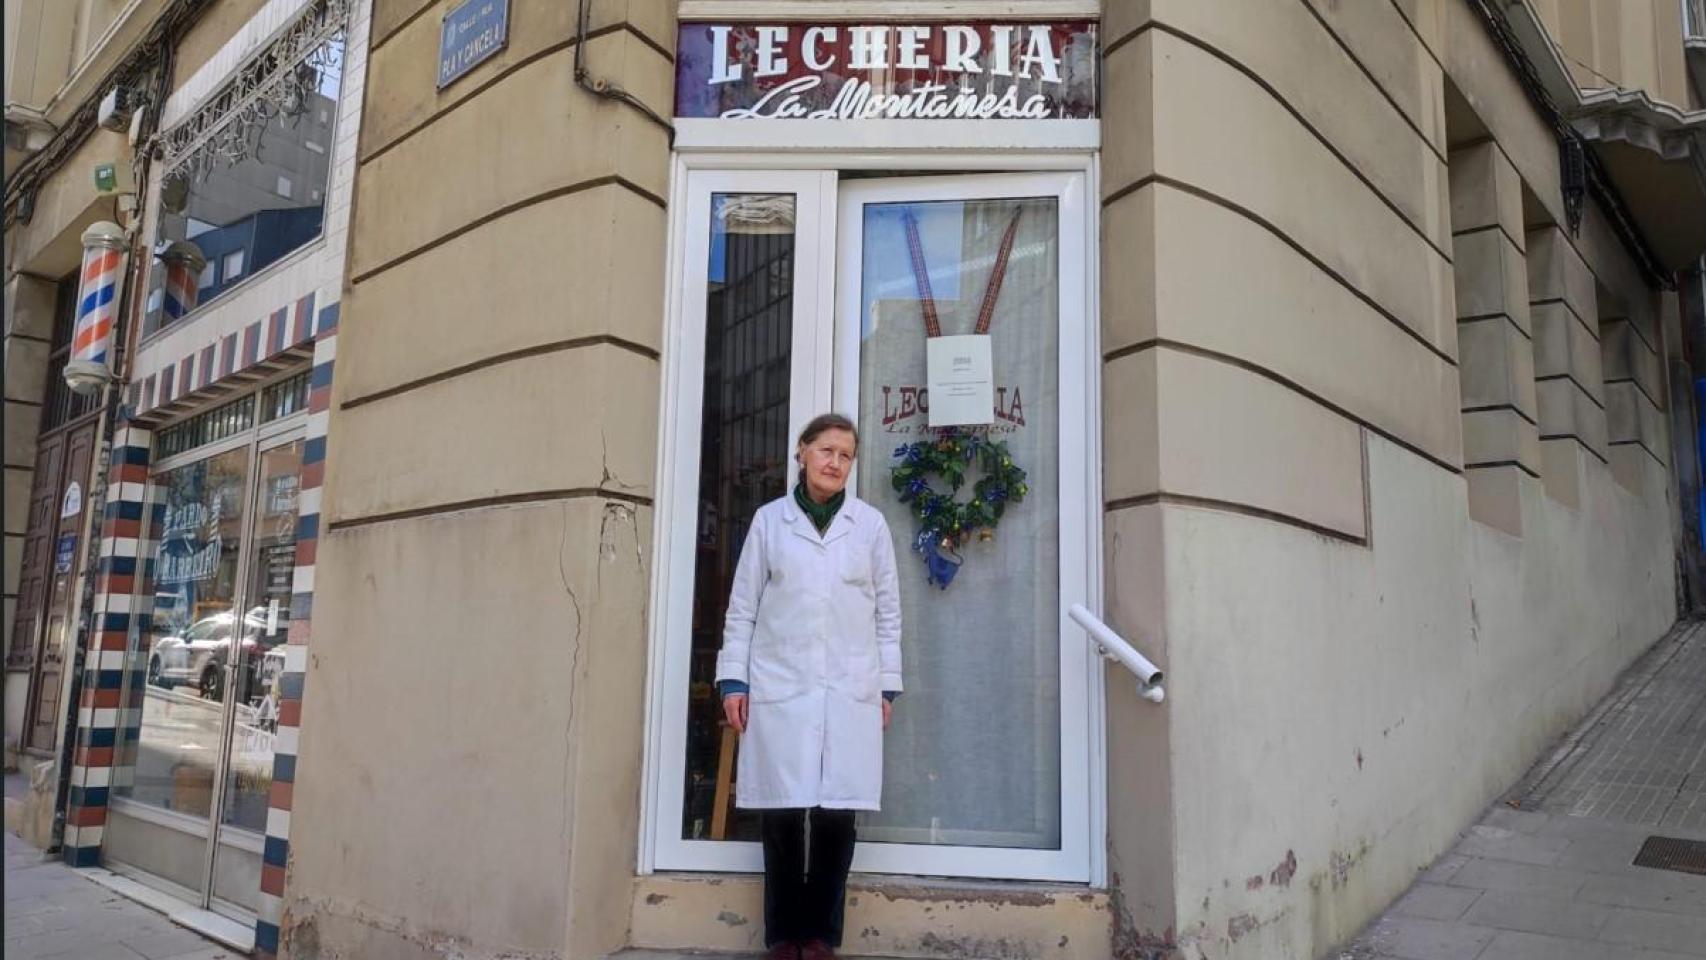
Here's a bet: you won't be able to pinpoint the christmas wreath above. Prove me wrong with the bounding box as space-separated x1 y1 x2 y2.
891 428 1029 588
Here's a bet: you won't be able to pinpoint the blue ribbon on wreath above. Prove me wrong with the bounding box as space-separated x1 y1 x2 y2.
890 427 1029 589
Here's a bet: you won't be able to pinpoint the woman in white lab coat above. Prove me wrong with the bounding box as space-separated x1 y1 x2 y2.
717 413 903 960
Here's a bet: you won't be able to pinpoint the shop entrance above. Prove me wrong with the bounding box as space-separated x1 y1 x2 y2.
646 167 1098 882
101 376 309 924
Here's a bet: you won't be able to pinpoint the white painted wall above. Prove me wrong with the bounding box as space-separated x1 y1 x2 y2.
1155 436 1674 960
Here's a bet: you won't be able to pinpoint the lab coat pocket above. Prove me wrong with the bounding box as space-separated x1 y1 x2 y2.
748 632 809 704
839 550 873 587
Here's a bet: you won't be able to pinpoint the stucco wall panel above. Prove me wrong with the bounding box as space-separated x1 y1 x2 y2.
171 0 270 88
1448 143 1525 250
1458 318 1538 420
7 133 122 275
327 344 658 522
1111 346 1369 541
349 35 669 280
1100 185 1157 354
1151 0 1450 251
1297 0 1448 153
1150 185 1462 470
287 497 650 959
361 0 673 162
1159 431 1672 959
1101 502 1177 952
339 185 664 402
1150 31 1456 361
1100 29 1154 199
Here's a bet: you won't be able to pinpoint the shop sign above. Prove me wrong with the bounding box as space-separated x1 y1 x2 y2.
55 534 78 575
675 22 1098 120
438 0 509 89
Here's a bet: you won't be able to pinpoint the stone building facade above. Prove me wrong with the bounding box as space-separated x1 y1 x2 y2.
7 2 1706 959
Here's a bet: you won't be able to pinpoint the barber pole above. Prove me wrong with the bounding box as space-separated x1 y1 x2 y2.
159 240 206 322
64 221 128 395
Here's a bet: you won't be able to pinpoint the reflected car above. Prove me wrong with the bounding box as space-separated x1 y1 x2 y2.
147 607 272 702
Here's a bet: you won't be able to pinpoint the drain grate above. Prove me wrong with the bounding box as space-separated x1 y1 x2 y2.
1632 835 1706 876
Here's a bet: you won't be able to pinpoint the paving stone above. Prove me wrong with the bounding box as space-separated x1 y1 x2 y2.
1390 883 1483 921
1576 868 1706 916
1459 889 1610 939
1 834 225 960
1457 826 1572 866
1479 807 1551 835
1446 858 1586 899
1547 833 1649 875
121 927 230 960
1475 930 1646 960
1362 916 1498 960
1419 852 1471 885
1596 906 1706 955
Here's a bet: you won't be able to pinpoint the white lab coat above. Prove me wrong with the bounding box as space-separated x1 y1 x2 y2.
716 493 903 810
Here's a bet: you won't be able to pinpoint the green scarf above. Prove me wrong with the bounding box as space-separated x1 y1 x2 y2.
793 474 845 535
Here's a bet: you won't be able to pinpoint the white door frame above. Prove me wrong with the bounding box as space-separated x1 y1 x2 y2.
640 148 1106 886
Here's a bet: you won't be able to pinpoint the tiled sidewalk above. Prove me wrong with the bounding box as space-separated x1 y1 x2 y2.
1341 622 1706 960
3 832 237 960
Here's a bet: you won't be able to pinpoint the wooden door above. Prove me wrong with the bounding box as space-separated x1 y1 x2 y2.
19 422 97 752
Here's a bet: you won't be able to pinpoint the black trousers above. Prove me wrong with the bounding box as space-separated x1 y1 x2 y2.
760 807 857 947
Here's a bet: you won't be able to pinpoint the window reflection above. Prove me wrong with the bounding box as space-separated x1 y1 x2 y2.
145 35 344 332
115 448 249 818
681 193 797 842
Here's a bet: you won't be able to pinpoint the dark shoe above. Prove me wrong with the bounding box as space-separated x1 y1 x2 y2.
767 943 800 960
800 940 837 960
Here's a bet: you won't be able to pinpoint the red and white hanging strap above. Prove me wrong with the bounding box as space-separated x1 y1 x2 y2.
974 209 1024 335
901 209 943 339
901 207 1024 339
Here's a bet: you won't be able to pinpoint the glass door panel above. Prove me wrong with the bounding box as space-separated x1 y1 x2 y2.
211 437 303 912
853 194 1062 850
680 193 797 844
835 173 1093 882
649 169 834 872
109 445 251 894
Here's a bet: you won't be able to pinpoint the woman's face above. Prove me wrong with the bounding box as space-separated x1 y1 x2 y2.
798 428 857 500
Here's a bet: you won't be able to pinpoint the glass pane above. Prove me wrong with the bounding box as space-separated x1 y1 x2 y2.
220 440 301 835
116 446 250 824
855 196 1061 849
146 34 345 332
681 193 797 842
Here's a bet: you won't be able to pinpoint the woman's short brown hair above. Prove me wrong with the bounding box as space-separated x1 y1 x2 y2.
798 413 858 450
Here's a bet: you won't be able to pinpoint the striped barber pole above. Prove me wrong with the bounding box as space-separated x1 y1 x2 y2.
159 241 207 322
72 222 128 369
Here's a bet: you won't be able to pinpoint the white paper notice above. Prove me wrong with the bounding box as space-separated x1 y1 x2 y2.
926 334 995 427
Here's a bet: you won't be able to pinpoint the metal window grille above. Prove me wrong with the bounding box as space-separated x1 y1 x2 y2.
155 395 256 459
261 371 309 422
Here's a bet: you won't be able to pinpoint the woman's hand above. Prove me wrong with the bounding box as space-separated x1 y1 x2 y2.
882 699 893 731
723 693 749 734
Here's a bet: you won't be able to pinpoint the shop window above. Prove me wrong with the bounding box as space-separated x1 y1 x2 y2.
261 371 310 421
144 28 345 334
156 396 256 460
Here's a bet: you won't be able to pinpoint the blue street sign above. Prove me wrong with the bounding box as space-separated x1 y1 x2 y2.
438 0 509 90
55 533 78 574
